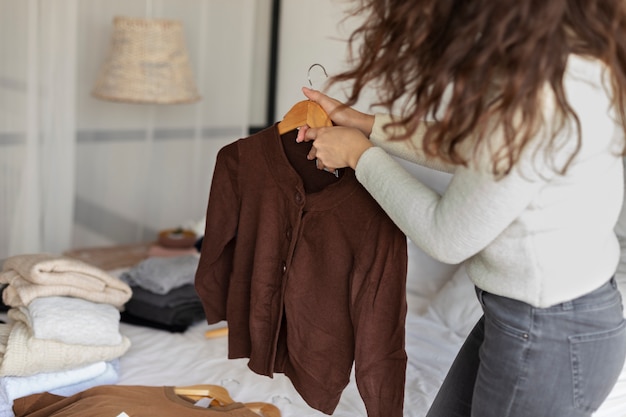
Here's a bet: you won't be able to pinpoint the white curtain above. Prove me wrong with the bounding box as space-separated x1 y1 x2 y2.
0 0 77 258
0 0 257 260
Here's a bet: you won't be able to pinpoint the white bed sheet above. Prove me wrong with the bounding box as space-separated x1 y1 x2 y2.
117 320 367 417
116 309 464 417
115 262 626 417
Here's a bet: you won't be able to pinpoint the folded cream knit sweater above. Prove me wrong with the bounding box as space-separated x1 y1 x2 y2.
0 253 132 308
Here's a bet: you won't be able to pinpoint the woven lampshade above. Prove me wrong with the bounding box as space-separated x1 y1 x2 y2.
92 16 201 104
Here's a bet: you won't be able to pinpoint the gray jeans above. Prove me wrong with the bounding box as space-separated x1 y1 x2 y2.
426 278 626 417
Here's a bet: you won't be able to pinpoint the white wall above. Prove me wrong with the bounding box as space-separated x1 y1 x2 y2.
0 0 455 265
73 0 261 247
0 0 268 253
275 0 363 117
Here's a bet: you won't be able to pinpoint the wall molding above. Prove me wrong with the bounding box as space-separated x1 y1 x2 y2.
0 126 249 145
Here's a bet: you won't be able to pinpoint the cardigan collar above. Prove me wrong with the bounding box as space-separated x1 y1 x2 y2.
263 124 362 212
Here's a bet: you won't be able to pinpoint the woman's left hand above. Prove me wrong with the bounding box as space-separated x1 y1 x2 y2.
297 125 373 172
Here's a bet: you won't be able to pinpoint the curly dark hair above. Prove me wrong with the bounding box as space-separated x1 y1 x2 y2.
332 0 626 175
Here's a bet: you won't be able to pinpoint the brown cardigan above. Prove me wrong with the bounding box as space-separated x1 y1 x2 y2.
195 125 408 416
13 386 259 416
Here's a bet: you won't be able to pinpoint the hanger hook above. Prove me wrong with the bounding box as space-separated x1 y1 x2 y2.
307 63 328 88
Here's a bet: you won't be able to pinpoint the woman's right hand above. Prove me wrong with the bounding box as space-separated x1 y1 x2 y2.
296 87 375 140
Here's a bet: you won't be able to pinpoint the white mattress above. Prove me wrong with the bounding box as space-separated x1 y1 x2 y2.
115 262 626 416
115 307 461 416
1 258 622 416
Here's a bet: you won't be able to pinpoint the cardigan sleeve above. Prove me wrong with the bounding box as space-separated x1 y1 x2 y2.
350 214 408 417
194 142 241 323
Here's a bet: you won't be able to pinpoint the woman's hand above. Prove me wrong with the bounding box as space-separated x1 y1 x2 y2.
295 87 375 171
297 125 373 171
296 87 375 137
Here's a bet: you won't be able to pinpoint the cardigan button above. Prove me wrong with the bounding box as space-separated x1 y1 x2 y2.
294 192 303 204
281 262 287 273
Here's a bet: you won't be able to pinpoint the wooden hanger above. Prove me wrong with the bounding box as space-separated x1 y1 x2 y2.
277 100 332 135
277 64 332 135
204 326 228 338
243 402 282 417
173 384 282 417
174 384 234 406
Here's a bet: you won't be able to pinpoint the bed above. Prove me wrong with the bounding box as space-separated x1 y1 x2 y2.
11 235 617 417
2 163 626 416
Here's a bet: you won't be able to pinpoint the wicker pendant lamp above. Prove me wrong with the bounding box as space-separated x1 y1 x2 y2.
92 16 201 104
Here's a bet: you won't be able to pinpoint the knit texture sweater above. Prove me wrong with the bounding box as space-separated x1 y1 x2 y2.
195 127 408 416
357 54 624 308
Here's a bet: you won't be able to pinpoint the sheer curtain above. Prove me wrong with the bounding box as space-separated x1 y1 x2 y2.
0 0 77 258
0 0 258 260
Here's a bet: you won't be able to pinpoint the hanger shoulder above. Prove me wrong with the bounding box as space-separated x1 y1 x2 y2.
304 100 333 130
277 100 332 134
277 101 308 134
173 384 234 406
173 385 282 416
244 402 282 417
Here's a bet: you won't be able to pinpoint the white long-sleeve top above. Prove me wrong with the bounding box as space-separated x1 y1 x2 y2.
356 54 625 307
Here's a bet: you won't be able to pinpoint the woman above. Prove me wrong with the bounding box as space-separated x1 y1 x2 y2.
295 0 626 416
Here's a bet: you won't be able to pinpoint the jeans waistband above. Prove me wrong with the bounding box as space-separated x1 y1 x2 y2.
476 277 621 314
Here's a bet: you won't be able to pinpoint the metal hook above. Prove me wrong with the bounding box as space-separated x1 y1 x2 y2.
307 63 328 88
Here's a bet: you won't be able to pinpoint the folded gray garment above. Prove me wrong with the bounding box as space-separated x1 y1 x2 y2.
119 255 199 295
123 291 205 329
128 284 200 309
121 284 205 331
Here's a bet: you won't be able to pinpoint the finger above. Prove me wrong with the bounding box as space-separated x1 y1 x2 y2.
302 86 319 101
300 127 319 143
302 87 335 111
302 87 344 121
315 158 336 174
295 125 309 143
307 146 317 161
314 158 329 171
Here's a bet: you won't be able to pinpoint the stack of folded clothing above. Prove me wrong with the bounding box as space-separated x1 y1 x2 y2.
0 253 132 413
118 254 205 332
